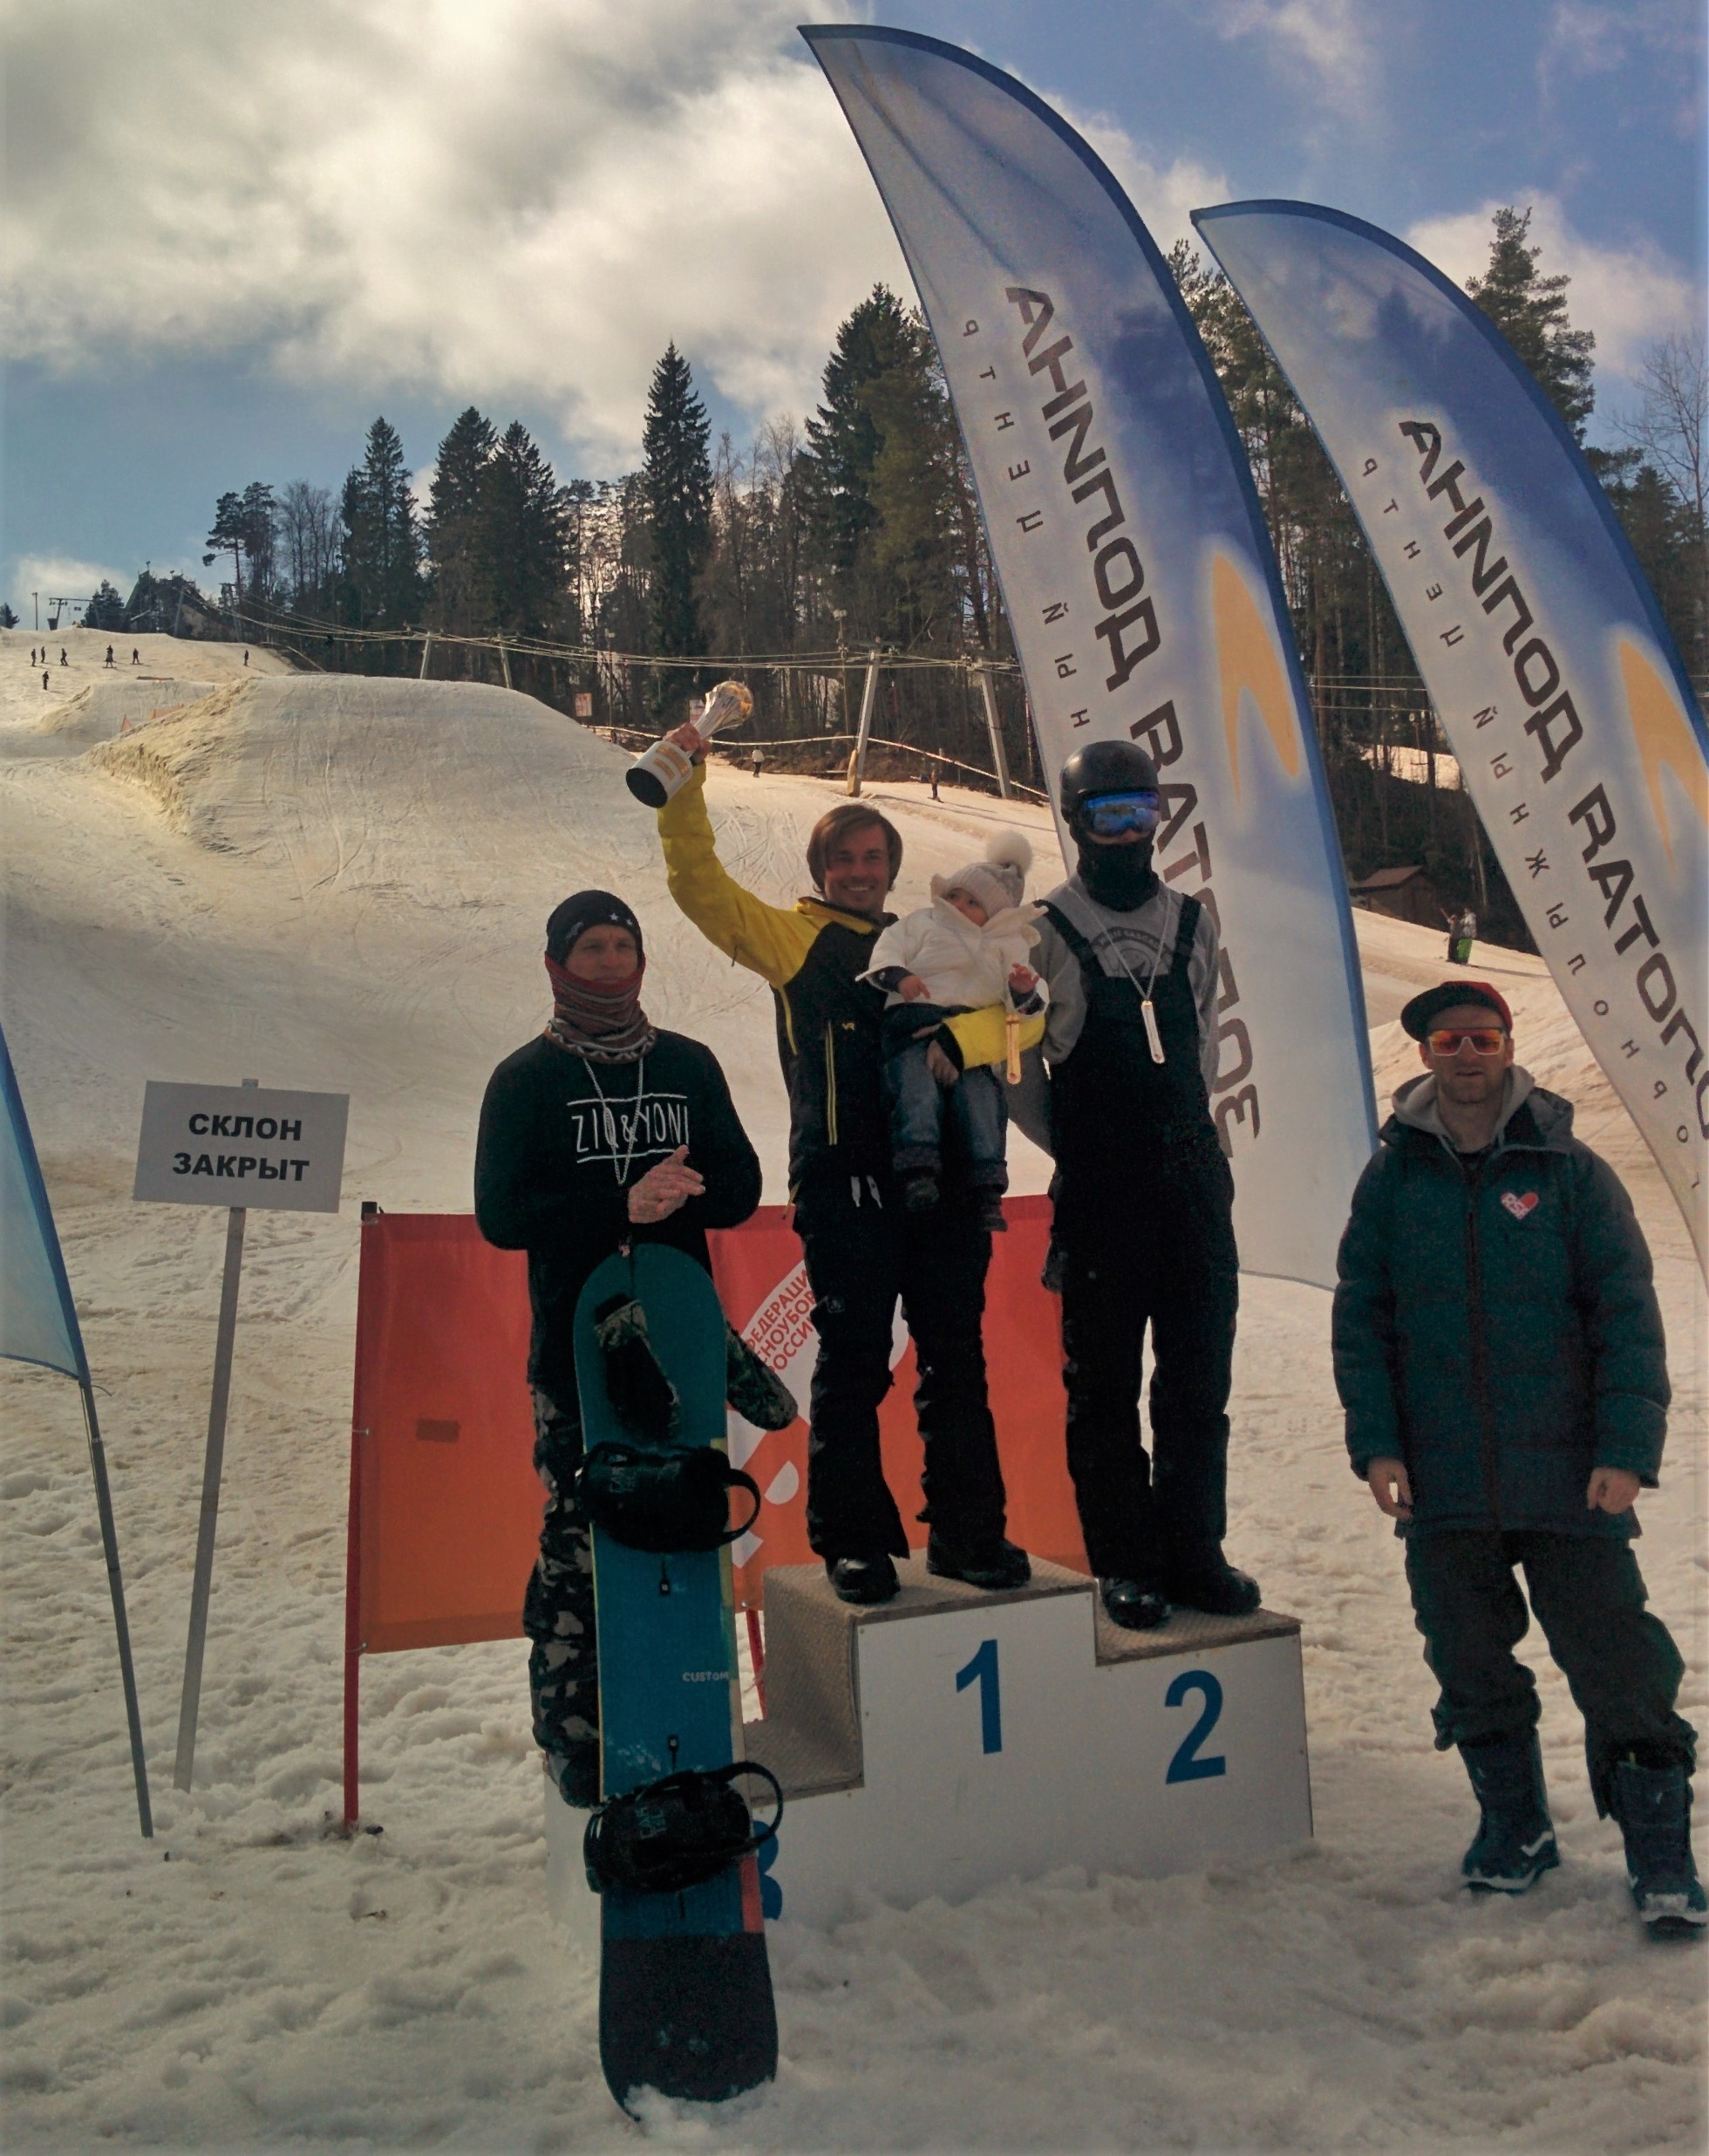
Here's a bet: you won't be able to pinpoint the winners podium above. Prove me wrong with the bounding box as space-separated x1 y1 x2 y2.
547 1557 1311 1939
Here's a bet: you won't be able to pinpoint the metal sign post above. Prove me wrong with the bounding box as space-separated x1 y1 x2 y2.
174 1098 252 1791
133 1075 349 1791
973 661 1014 801
847 648 882 796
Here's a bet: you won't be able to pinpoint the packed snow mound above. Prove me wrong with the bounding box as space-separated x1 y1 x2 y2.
37 679 218 743
88 674 626 881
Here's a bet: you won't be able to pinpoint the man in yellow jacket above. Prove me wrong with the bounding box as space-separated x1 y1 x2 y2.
656 747 1040 1605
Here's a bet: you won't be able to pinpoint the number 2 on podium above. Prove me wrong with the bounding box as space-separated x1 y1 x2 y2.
955 1638 1003 1754
1165 1668 1226 1782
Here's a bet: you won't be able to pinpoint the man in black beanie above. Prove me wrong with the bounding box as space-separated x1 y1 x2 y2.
474 890 761 1805
1011 740 1258 1632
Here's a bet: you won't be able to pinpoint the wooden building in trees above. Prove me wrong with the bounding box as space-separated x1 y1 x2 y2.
1349 864 1445 928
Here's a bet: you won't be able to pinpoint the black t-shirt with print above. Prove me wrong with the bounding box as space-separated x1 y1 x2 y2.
474 1029 761 1398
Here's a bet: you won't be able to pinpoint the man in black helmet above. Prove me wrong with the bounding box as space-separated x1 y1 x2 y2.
1014 738 1258 1632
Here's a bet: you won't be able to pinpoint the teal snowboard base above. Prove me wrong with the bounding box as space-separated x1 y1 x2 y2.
573 1245 777 2113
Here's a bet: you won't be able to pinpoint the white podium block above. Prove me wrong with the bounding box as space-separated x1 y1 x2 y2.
546 1554 1311 1936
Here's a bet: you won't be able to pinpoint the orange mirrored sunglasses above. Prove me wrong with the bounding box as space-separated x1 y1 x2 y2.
1426 1027 1507 1056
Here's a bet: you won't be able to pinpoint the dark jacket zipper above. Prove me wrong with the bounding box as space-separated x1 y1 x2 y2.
1461 1158 1504 1528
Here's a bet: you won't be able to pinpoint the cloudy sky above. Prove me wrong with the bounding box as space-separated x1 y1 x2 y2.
3 0 1702 620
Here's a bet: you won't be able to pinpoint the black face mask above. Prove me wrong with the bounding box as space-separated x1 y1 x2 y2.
1075 836 1159 911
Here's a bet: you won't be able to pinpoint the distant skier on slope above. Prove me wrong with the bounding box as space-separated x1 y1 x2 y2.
1335 981 1702 1934
473 891 762 1806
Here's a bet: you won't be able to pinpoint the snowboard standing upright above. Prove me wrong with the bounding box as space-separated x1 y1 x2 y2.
572 1244 778 2112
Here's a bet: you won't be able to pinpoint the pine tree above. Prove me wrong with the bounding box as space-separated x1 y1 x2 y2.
426 407 497 633
1595 448 1705 678
801 285 962 650
205 483 276 616
84 580 126 631
642 343 712 707
480 421 570 639
801 289 894 583
1467 207 1596 441
340 418 422 627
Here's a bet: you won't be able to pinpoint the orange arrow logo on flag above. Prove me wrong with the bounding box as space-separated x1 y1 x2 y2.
1618 637 1708 870
1211 551 1302 800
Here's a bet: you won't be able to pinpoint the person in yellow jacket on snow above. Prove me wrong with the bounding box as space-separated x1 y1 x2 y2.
654 732 1043 1606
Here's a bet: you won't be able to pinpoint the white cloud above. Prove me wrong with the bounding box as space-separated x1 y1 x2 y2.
10 558 135 615
1207 0 1379 119
1060 112 1231 263
1404 194 1702 384
1540 3 1706 133
0 1 896 464
1542 2 1705 80
0 2 1232 467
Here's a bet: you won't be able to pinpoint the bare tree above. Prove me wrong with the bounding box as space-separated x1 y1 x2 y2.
277 480 340 610
1617 331 1707 538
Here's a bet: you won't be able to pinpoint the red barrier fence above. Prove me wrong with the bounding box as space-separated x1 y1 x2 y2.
343 1202 1087 1819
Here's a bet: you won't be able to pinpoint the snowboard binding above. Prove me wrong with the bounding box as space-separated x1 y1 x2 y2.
583 1761 784 1897
576 1441 762 1553
592 1291 682 1443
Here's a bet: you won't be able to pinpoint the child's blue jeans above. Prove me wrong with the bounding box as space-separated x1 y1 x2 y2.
882 1004 1007 1187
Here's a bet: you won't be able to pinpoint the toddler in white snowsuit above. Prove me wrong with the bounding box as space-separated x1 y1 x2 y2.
861 831 1046 1231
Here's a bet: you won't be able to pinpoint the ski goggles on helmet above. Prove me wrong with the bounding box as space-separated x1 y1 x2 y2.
1079 789 1161 838
1425 1027 1508 1057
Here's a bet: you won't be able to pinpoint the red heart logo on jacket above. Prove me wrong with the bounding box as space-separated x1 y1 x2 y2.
1501 1191 1540 1220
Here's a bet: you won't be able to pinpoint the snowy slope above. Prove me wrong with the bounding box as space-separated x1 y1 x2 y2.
1 638 1703 2152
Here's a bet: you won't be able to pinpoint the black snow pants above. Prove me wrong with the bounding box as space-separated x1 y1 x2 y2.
523 1386 600 1807
1045 891 1239 1586
1056 1139 1240 1580
1404 1528 1696 1812
794 1169 1009 1559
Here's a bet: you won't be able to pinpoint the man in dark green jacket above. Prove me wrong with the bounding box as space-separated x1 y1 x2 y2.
1334 981 1702 1937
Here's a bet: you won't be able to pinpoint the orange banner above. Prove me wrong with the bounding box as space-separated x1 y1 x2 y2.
350 1204 1086 1655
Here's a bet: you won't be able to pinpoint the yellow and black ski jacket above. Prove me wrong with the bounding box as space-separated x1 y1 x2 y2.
658 764 1043 1192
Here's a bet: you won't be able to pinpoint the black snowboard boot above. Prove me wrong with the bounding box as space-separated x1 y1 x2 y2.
1163 1548 1262 1617
1100 1577 1169 1632
549 1736 602 1811
592 1293 680 1442
1458 1729 1560 1892
723 1322 798 1431
827 1553 899 1606
926 1532 1031 1591
1608 1757 1708 1939
902 1170 939 1213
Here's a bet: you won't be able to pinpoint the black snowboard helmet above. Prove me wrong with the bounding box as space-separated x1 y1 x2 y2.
1058 738 1160 832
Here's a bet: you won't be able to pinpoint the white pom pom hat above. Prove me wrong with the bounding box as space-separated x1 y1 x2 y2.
931 829 1035 918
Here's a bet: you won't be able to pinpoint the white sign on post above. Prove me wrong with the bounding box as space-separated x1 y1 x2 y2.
133 1081 348 1213
133 1076 349 1791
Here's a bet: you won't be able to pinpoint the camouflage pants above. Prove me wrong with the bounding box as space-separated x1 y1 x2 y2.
524 1388 601 1807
